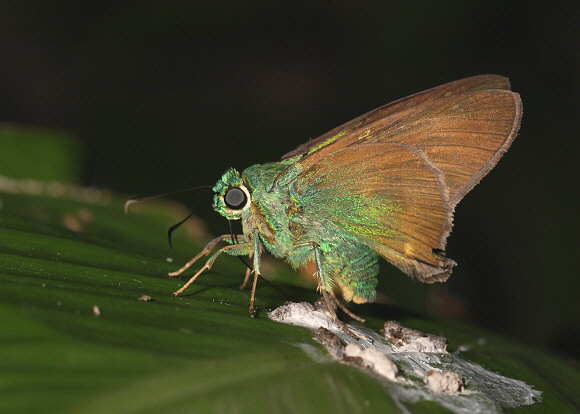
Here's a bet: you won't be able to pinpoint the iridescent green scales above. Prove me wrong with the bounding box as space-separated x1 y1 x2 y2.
213 160 383 304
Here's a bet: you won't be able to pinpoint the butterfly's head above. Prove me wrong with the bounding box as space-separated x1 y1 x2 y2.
212 168 251 220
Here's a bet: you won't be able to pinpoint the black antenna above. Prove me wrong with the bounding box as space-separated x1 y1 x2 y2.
124 185 213 213
167 204 205 249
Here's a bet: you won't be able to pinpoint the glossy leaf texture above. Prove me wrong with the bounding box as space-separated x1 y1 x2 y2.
1 128 578 414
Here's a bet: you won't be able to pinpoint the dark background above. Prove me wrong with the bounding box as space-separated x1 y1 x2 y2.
1 1 578 360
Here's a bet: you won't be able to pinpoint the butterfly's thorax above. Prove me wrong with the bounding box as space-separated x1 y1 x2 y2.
239 161 380 303
241 161 314 266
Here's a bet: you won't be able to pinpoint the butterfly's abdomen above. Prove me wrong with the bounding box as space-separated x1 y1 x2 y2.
317 238 380 303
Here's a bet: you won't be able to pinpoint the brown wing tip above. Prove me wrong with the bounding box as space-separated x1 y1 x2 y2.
404 252 457 284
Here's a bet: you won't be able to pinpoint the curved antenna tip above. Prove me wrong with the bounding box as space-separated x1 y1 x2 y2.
124 198 137 214
123 185 213 214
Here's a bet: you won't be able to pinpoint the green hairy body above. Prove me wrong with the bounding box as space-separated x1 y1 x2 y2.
215 161 379 304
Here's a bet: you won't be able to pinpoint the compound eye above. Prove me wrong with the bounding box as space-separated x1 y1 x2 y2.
224 187 247 209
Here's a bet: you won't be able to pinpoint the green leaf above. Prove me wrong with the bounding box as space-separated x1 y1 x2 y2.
0 128 578 413
0 126 83 183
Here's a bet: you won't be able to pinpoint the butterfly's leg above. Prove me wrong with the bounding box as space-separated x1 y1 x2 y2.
173 240 254 296
248 231 262 317
313 244 359 339
169 234 246 277
239 251 253 290
327 289 366 323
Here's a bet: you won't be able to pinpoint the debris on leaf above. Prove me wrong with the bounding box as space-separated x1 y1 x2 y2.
384 320 448 353
269 301 542 412
426 369 465 395
315 327 399 381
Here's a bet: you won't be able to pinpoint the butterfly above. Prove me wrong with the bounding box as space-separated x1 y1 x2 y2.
167 75 522 336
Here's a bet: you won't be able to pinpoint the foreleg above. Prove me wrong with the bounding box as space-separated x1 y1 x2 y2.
169 234 245 277
173 240 254 296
